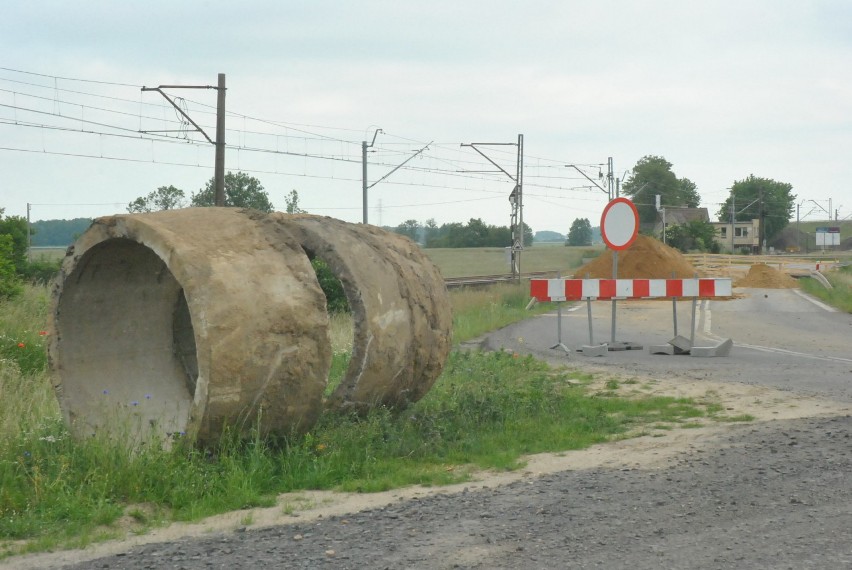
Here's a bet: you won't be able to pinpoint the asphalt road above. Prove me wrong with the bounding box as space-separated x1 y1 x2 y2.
23 287 852 569
484 287 852 402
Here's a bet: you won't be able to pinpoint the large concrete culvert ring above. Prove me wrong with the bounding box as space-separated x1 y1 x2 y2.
270 214 452 411
48 209 331 446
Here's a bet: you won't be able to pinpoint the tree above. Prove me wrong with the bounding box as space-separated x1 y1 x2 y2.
0 214 29 275
717 175 795 247
567 218 592 246
424 218 438 244
191 171 274 212
395 219 420 241
284 189 305 214
664 220 720 253
127 185 186 213
622 156 700 224
0 234 22 299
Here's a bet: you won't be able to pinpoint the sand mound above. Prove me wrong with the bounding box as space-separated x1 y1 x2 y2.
573 235 699 279
734 264 799 289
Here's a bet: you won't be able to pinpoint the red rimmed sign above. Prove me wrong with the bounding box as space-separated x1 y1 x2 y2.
600 197 639 251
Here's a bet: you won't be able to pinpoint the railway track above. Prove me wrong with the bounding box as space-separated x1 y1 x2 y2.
444 271 556 288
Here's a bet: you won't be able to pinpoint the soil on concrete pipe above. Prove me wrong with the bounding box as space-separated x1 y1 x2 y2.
48 208 331 446
270 214 452 412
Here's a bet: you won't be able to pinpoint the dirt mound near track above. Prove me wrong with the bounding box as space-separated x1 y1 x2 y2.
734 264 799 288
572 235 699 279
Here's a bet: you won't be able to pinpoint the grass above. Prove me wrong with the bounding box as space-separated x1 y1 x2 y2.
424 245 600 278
799 264 852 313
0 282 725 556
450 281 554 344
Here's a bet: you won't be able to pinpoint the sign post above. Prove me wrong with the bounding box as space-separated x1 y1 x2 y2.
600 198 640 351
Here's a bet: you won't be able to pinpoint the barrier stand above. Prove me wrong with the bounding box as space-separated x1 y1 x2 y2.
549 302 571 355
530 277 734 358
581 273 608 357
547 274 571 355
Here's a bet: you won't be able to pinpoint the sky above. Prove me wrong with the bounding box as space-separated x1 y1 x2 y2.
2 1 851 235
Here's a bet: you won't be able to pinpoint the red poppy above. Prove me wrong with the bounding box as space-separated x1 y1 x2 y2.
17 342 25 348
39 331 48 336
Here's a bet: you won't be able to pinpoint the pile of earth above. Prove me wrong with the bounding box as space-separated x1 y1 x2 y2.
572 234 699 279
734 264 799 288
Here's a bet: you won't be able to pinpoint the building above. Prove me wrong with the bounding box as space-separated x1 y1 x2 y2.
711 218 760 253
644 206 710 237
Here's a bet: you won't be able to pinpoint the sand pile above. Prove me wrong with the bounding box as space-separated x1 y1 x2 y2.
573 234 699 279
734 264 799 289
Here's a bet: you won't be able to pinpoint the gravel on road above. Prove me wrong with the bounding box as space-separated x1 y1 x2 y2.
59 415 852 570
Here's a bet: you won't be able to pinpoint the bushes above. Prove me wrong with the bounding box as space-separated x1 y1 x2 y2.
311 258 349 314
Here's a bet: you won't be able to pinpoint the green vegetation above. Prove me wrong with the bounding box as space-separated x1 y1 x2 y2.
800 264 852 313
127 185 186 213
665 219 721 253
424 218 533 248
0 281 722 555
622 155 699 225
717 175 796 243
567 218 592 246
29 218 91 247
190 171 274 212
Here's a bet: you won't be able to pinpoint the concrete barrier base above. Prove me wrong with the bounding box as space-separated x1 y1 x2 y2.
690 338 734 358
580 344 609 357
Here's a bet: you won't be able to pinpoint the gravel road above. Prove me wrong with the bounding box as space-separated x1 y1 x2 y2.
59 415 851 569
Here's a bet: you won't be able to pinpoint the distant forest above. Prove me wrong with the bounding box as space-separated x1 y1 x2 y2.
30 218 92 246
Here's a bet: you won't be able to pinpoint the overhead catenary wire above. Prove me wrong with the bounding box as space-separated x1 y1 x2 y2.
3 66 646 223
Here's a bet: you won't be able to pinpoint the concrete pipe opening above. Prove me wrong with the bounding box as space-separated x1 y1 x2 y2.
52 238 195 441
49 209 331 446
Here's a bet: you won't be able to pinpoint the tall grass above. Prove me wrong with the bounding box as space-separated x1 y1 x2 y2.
451 281 553 343
0 283 716 554
800 264 852 313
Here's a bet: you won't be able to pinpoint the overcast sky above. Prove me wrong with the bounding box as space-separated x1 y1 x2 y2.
2 1 850 234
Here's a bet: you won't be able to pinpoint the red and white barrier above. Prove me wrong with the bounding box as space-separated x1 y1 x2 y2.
530 278 732 302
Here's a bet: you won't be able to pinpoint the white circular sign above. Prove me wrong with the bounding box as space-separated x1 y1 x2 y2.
600 198 639 251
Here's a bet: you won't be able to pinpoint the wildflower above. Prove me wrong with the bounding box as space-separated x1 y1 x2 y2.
145 394 152 400
17 342 25 348
39 435 57 443
39 331 48 336
316 443 327 452
131 401 139 406
102 389 109 395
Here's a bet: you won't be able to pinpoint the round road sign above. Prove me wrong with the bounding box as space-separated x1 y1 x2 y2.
600 197 639 251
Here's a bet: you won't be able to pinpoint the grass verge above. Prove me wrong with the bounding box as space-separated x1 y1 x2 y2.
799 264 852 313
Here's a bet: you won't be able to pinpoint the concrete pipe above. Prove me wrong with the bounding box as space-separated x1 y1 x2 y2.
48 208 331 445
271 214 452 411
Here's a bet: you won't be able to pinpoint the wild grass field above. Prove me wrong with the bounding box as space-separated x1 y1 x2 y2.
424 244 601 278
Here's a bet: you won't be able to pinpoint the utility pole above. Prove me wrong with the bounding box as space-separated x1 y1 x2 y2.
731 190 736 253
214 73 226 207
461 135 524 280
26 202 32 263
361 128 381 224
758 186 765 254
607 157 614 199
141 74 226 206
362 131 430 225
